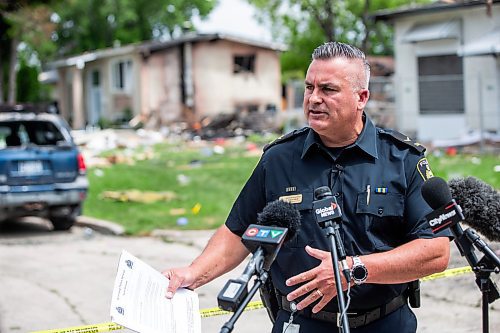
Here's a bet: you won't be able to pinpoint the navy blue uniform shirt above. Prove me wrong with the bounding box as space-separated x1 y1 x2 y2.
225 114 443 312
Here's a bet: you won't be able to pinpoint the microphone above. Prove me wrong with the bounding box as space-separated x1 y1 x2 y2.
421 177 500 271
313 186 350 283
421 177 465 234
217 200 301 311
448 176 500 242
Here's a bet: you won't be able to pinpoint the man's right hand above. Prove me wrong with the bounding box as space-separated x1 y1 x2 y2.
162 266 196 299
160 225 250 299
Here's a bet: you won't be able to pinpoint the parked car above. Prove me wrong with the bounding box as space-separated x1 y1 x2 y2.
0 105 88 230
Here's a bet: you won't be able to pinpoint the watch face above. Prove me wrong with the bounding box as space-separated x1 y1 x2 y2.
353 266 367 280
352 265 368 285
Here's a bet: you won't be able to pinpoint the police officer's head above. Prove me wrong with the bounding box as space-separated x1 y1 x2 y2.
312 42 371 90
304 42 371 147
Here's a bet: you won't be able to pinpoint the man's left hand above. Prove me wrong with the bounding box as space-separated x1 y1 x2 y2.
285 245 341 313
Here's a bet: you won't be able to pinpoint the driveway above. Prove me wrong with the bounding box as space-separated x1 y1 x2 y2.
0 218 498 333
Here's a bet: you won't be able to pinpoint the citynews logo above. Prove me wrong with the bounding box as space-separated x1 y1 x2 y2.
428 209 456 227
315 202 338 218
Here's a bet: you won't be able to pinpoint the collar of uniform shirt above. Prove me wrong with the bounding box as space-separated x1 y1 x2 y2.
301 112 379 160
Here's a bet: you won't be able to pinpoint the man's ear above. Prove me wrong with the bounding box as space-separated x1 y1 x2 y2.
357 89 370 110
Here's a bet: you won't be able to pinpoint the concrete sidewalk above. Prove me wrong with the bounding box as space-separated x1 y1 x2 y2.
0 218 498 333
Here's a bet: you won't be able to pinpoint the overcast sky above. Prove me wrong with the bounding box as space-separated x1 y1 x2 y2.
192 0 273 42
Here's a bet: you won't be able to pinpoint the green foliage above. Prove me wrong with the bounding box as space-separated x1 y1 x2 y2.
52 0 218 56
16 58 41 103
247 0 433 79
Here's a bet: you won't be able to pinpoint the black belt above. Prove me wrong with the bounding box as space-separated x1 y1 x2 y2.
280 294 407 328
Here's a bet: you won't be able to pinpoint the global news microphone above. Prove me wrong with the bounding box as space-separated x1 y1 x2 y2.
162 42 450 333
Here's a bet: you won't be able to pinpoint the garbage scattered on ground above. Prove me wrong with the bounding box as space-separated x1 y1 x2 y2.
176 217 189 226
169 208 187 216
191 203 202 215
176 174 191 186
100 190 177 203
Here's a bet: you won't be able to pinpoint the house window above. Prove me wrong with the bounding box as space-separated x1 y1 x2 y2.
233 55 256 73
112 60 133 92
418 55 464 114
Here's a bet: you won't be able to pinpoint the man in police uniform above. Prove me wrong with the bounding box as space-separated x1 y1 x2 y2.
163 42 450 332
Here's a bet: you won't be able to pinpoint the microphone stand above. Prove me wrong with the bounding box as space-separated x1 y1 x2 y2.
463 228 500 333
219 258 268 333
452 225 499 333
322 220 350 333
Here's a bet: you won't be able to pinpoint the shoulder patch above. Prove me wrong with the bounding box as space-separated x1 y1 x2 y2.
417 157 434 181
379 129 426 153
263 127 309 152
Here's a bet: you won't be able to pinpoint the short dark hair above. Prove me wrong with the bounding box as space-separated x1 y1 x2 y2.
312 42 371 89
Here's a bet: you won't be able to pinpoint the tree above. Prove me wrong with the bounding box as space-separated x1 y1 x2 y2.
0 0 218 104
52 0 218 57
247 0 431 80
0 0 55 104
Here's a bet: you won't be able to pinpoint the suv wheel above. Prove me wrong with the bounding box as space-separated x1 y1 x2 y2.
50 216 76 230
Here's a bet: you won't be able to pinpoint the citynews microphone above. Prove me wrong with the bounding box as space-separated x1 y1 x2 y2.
421 177 465 234
217 200 301 311
448 176 500 242
421 177 500 270
422 176 500 240
313 186 350 282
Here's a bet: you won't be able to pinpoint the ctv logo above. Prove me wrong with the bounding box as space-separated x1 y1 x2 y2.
245 227 283 239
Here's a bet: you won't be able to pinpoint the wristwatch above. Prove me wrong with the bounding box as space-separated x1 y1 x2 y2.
350 256 368 285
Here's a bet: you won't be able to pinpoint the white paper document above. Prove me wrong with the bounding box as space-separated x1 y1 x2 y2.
110 250 201 333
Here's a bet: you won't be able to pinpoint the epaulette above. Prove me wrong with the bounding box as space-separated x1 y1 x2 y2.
263 127 309 152
378 128 426 154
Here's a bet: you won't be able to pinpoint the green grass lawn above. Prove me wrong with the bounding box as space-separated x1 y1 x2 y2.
84 143 261 234
84 142 499 235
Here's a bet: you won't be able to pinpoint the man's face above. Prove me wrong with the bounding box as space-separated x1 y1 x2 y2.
303 58 369 144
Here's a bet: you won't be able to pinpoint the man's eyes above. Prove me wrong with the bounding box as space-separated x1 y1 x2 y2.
304 85 337 92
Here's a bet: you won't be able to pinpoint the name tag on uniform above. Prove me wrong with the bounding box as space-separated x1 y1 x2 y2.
279 194 303 204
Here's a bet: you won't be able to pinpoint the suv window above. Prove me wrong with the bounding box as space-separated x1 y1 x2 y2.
0 121 66 148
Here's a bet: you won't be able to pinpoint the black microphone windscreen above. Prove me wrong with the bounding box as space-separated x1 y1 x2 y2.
314 186 332 200
421 176 453 209
257 199 301 241
448 176 500 242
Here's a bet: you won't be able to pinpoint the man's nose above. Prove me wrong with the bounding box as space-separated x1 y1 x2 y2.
309 88 322 104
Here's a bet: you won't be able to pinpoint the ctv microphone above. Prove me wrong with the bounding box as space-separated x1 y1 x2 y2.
217 200 300 312
448 176 500 242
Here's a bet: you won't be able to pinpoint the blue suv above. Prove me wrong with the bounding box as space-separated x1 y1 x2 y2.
0 105 88 230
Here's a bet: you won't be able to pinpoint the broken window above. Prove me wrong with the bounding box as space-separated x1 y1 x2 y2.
112 59 133 92
233 55 256 73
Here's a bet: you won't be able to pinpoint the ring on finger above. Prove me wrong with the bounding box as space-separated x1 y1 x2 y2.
316 289 323 297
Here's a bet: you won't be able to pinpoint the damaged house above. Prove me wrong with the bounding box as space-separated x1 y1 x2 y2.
44 33 285 130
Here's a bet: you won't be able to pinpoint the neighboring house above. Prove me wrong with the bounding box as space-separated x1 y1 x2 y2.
375 0 499 142
44 33 285 129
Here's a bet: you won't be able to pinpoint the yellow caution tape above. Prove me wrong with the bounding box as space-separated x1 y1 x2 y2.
199 300 264 318
30 322 124 333
421 265 472 281
30 266 473 333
